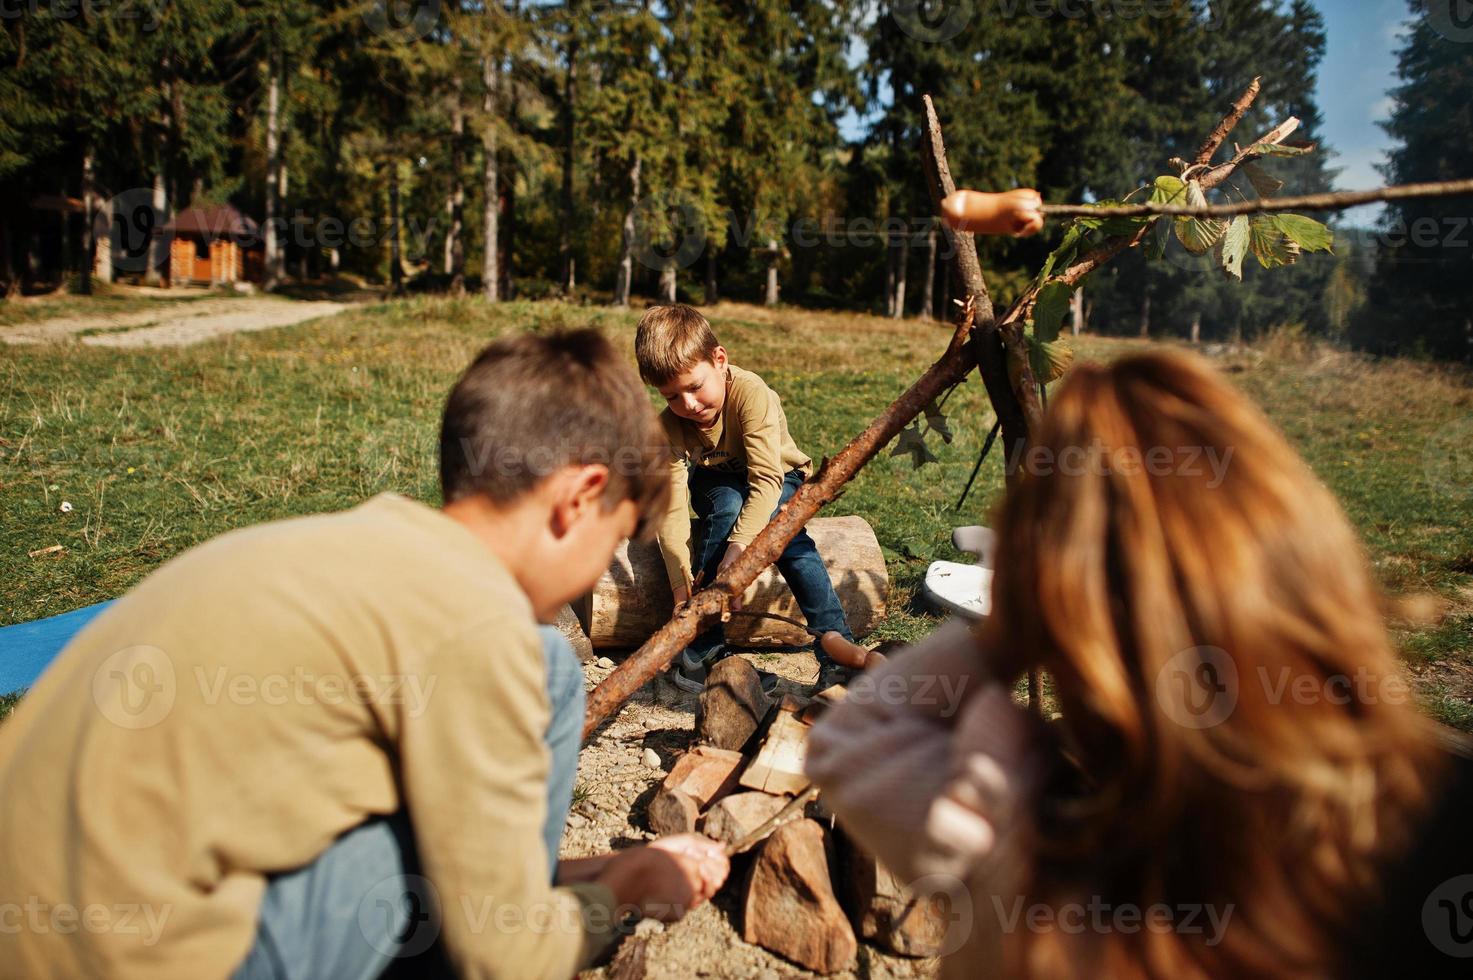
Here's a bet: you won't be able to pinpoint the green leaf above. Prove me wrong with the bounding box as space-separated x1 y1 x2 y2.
1146 220 1169 260
1027 335 1075 384
1242 162 1284 198
1075 201 1150 237
1039 225 1083 280
1151 175 1186 204
1031 280 1074 343
1219 215 1250 281
1271 214 1334 254
1173 180 1226 255
1249 215 1299 269
890 423 938 470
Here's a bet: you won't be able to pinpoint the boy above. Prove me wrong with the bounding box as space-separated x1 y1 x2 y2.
634 305 857 694
0 329 728 980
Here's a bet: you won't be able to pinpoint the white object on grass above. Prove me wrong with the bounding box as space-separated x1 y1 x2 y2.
920 526 995 621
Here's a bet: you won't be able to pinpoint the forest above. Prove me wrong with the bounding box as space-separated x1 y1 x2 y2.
3 0 1470 358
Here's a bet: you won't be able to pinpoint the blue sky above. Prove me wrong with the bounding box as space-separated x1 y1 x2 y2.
839 1 1413 227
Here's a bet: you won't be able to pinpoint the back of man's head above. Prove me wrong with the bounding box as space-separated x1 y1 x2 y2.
440 329 667 536
634 304 720 386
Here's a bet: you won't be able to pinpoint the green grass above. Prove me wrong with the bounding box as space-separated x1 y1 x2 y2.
2 296 1471 729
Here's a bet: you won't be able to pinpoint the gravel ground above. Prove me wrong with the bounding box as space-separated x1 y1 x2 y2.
569 650 941 980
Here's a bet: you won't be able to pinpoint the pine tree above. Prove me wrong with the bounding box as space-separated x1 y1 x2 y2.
1351 0 1473 360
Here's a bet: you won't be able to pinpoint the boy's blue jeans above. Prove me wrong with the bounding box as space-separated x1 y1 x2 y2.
687 468 854 666
232 625 584 980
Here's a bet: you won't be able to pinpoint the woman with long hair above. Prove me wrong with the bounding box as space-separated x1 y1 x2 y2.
807 350 1461 978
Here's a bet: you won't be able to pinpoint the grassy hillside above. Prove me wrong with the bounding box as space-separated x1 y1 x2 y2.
2 298 1470 728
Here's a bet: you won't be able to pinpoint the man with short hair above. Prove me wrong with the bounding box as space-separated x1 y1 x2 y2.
0 329 728 980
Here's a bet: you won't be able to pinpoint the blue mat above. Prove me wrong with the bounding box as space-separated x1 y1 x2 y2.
0 601 116 695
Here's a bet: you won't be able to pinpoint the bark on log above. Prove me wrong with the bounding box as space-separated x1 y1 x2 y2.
589 516 888 649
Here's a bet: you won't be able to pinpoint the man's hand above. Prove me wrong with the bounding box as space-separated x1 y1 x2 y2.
717 543 745 611
595 835 730 922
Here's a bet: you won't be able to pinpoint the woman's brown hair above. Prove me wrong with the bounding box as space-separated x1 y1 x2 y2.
980 350 1439 978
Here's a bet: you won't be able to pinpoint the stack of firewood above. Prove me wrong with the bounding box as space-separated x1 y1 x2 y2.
635 656 954 975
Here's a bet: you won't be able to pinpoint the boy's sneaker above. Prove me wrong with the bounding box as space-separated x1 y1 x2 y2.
670 647 778 696
814 663 857 693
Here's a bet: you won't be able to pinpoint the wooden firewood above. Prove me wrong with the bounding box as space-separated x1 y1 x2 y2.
589 516 887 649
739 708 812 796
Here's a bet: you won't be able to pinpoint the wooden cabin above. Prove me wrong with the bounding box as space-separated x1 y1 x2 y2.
162 205 264 287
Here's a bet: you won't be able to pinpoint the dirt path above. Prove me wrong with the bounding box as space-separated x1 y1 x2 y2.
0 297 348 348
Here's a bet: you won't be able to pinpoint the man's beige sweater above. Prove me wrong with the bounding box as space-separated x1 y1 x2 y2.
0 494 615 979
655 364 811 591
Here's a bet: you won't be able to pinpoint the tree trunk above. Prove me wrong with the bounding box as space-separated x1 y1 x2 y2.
79 149 95 295
146 169 167 287
328 247 340 272
92 191 112 285
1190 311 1201 343
919 221 936 320
445 78 465 296
659 260 676 303
559 36 578 294
614 155 640 307
704 248 719 305
1070 285 1085 336
263 41 281 292
480 52 499 301
891 232 909 319
764 238 779 307
388 163 403 295
1139 292 1151 338
499 162 514 299
884 233 897 318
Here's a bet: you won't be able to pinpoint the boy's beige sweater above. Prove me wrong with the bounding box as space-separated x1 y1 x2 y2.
655 364 811 591
0 494 616 980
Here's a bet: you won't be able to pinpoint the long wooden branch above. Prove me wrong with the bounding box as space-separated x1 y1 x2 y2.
581 304 981 739
921 95 1042 450
1040 178 1473 220
1192 76 1261 167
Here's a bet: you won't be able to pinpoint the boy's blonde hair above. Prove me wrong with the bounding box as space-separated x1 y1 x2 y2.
634 305 720 385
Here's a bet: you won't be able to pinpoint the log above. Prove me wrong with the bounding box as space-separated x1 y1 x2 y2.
590 516 887 648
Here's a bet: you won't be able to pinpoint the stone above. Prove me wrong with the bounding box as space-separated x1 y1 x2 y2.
597 656 616 670
642 748 663 770
647 787 699 836
742 819 856 974
839 834 956 958
700 792 790 851
555 603 595 662
695 656 773 751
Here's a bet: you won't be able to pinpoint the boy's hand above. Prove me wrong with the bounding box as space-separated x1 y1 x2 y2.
717 543 745 611
596 835 730 922
672 585 690 607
